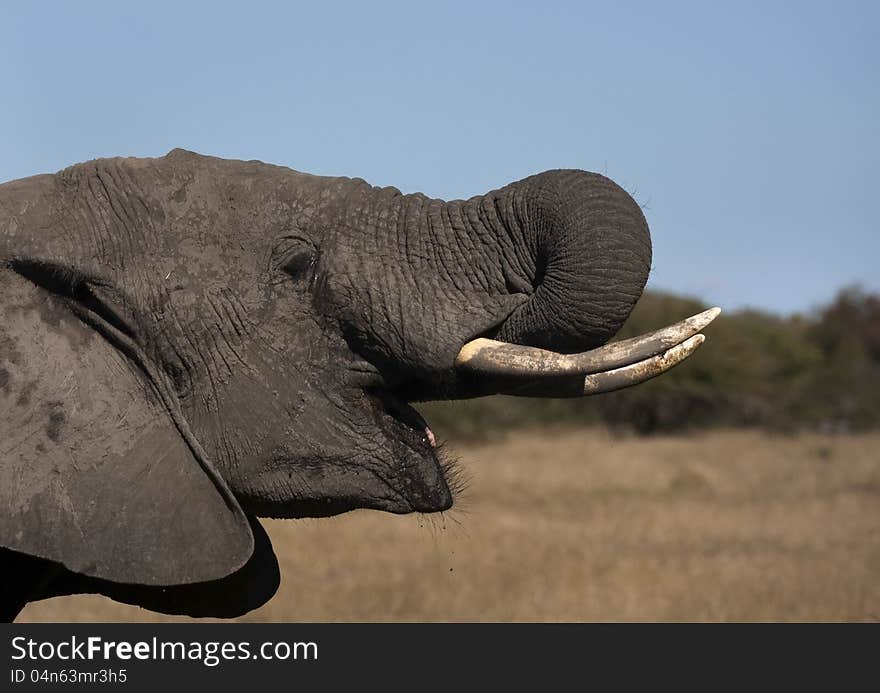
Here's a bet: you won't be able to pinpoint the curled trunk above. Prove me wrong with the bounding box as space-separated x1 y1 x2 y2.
467 169 653 353
322 170 653 395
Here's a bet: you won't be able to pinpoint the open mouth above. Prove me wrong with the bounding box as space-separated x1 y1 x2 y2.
379 391 437 449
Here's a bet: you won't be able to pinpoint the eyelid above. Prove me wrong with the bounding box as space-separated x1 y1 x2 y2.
269 233 318 280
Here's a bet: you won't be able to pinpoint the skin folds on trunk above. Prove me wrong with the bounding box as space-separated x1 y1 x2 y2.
318 169 653 396
483 170 652 353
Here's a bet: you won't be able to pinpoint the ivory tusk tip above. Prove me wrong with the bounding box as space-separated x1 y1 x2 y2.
690 306 721 330
671 332 706 357
661 332 705 360
579 331 707 396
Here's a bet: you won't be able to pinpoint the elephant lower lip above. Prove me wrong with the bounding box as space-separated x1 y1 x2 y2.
406 402 436 447
381 391 436 448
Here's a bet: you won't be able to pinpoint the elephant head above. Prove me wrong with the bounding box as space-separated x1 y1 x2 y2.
0 149 717 619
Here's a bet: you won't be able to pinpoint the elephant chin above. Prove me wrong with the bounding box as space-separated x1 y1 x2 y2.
238 477 454 519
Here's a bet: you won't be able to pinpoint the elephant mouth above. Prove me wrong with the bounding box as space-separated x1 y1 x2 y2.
364 390 453 514
380 391 437 448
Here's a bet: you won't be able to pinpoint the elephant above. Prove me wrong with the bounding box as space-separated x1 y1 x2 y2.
0 149 718 620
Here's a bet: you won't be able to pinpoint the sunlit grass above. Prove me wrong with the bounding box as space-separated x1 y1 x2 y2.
20 429 880 622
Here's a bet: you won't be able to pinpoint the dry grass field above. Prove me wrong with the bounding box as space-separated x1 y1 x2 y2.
18 429 880 622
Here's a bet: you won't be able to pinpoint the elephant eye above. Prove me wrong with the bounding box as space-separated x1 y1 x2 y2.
281 249 316 280
270 234 318 284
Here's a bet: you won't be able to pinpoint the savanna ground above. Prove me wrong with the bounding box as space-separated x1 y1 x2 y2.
19 429 880 622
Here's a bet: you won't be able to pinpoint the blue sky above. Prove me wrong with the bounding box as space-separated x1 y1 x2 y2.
2 1 877 315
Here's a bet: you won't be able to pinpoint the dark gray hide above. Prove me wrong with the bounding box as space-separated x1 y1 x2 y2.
0 150 651 619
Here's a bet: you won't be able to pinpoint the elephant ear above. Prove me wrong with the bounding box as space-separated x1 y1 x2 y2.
0 265 254 585
32 516 280 618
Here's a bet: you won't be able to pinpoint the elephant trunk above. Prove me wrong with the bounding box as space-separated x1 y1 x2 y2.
451 172 723 397
325 170 716 399
469 169 653 353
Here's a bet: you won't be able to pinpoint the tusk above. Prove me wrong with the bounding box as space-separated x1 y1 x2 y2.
455 307 720 377
582 333 705 394
493 334 707 398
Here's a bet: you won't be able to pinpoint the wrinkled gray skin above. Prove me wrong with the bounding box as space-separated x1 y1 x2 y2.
0 150 651 620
